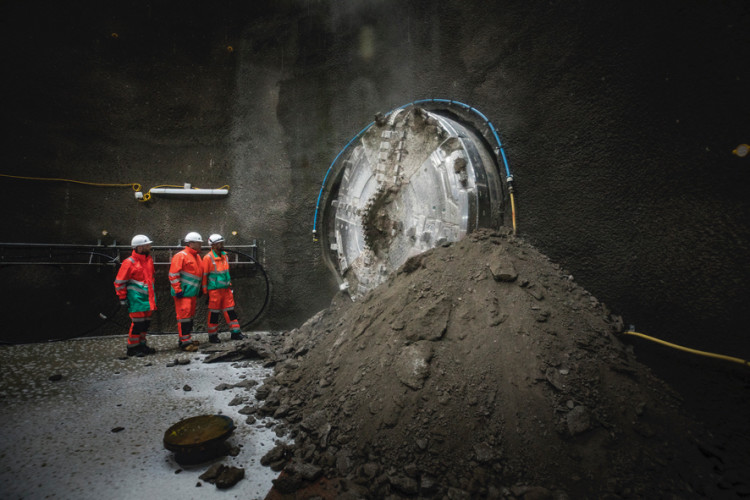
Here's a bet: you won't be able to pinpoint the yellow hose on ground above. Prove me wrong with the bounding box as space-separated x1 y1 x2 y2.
510 191 517 235
623 330 750 367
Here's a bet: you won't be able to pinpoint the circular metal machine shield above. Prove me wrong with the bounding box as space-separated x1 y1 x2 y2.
321 106 505 298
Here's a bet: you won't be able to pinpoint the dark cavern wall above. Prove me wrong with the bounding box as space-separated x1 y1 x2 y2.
2 0 748 379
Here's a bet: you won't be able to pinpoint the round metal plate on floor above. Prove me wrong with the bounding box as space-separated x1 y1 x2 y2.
163 414 235 464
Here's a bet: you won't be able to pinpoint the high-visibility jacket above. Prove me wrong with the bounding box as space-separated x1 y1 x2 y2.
169 246 203 297
202 249 232 293
114 250 156 312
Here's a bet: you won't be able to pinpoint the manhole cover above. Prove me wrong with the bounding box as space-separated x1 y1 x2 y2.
163 414 235 463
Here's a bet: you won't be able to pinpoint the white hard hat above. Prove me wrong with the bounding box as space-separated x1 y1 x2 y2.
131 234 154 247
208 233 224 245
184 232 203 243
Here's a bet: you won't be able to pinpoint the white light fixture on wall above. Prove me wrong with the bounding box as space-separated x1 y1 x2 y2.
135 183 230 200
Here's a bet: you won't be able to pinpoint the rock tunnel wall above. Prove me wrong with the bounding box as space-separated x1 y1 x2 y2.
1 0 749 366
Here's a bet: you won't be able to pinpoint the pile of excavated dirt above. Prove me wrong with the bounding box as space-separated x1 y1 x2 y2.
254 229 732 499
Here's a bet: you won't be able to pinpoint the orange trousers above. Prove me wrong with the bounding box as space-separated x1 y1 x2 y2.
207 288 241 334
173 296 197 344
128 310 153 347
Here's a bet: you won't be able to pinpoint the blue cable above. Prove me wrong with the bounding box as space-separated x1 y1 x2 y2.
312 121 375 240
312 99 513 238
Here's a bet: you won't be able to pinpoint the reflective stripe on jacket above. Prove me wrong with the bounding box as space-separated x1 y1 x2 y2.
114 251 157 312
169 247 203 297
202 249 232 293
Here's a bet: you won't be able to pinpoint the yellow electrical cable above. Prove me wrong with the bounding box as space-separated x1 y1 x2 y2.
2 174 230 203
623 330 750 367
0 173 141 192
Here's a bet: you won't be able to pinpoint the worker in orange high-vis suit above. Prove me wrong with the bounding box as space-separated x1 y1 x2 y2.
169 232 204 351
114 234 157 357
202 233 246 344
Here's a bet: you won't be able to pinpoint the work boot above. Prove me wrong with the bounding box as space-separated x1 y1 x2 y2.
230 331 245 340
141 343 156 355
127 345 145 357
179 342 199 352
208 334 221 344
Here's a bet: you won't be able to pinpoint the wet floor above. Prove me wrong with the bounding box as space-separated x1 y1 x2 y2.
0 333 286 500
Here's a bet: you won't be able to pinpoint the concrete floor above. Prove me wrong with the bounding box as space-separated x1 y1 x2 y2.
0 333 286 500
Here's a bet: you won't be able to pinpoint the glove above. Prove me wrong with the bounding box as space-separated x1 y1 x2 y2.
175 291 184 298
119 299 128 307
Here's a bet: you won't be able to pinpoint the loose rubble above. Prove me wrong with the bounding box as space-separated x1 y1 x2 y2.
199 463 246 489
218 229 742 498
